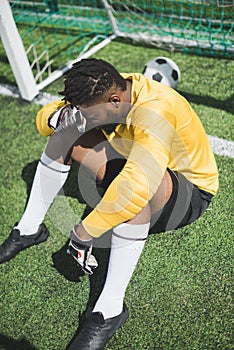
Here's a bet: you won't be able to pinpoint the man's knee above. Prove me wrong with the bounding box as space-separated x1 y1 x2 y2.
126 203 151 225
44 127 81 163
149 170 173 214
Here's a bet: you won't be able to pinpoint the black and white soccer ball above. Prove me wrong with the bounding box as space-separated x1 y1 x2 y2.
143 57 181 89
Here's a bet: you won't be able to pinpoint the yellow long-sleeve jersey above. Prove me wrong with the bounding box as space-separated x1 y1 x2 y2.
36 73 218 237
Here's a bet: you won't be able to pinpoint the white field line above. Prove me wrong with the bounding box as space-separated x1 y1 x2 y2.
1 83 233 159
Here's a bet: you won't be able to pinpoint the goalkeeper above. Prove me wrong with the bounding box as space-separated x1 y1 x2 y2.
0 59 218 350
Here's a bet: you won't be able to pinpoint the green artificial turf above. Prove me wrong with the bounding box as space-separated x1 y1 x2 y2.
0 39 233 350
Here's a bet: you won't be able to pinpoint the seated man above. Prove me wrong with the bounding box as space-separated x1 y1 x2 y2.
0 58 218 350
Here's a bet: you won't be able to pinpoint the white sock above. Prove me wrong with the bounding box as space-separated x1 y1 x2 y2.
92 222 150 319
17 152 70 235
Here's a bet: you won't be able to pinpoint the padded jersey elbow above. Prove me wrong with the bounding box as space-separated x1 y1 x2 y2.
36 100 67 136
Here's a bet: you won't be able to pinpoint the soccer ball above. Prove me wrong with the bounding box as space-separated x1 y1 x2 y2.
142 57 181 89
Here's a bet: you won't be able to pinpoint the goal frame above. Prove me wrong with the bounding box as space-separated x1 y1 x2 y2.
1 0 233 101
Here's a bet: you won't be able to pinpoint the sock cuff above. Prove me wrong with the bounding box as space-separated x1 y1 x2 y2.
113 222 150 241
40 152 70 173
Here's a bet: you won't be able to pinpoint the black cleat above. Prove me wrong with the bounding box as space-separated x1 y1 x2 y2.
0 223 49 263
67 304 129 350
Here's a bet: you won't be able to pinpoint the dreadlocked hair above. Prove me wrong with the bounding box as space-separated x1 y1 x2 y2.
59 58 127 106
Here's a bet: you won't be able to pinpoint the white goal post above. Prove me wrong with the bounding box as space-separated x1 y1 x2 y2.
0 0 117 101
0 0 39 100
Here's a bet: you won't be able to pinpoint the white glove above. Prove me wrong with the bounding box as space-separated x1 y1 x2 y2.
48 104 86 133
67 228 98 275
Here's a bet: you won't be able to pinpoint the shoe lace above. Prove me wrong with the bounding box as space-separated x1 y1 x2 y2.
78 313 104 342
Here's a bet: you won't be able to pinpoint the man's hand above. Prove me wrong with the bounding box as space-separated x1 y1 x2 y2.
48 104 86 133
36 101 86 137
67 226 98 275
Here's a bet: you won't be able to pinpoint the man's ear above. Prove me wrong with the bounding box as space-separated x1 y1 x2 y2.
110 94 120 108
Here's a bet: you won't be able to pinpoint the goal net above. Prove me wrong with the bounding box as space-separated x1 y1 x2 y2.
1 0 233 100
105 0 234 55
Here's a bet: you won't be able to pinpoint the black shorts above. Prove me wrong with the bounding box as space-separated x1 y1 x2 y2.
149 168 213 233
99 158 213 234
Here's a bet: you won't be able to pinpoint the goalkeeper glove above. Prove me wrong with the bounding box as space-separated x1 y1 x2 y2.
67 227 98 275
48 104 86 133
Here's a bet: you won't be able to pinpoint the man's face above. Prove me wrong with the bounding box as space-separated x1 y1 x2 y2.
76 83 132 133
79 99 130 133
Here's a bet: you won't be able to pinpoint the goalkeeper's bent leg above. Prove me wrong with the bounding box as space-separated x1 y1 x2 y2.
17 120 85 235
92 205 150 319
17 152 70 235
